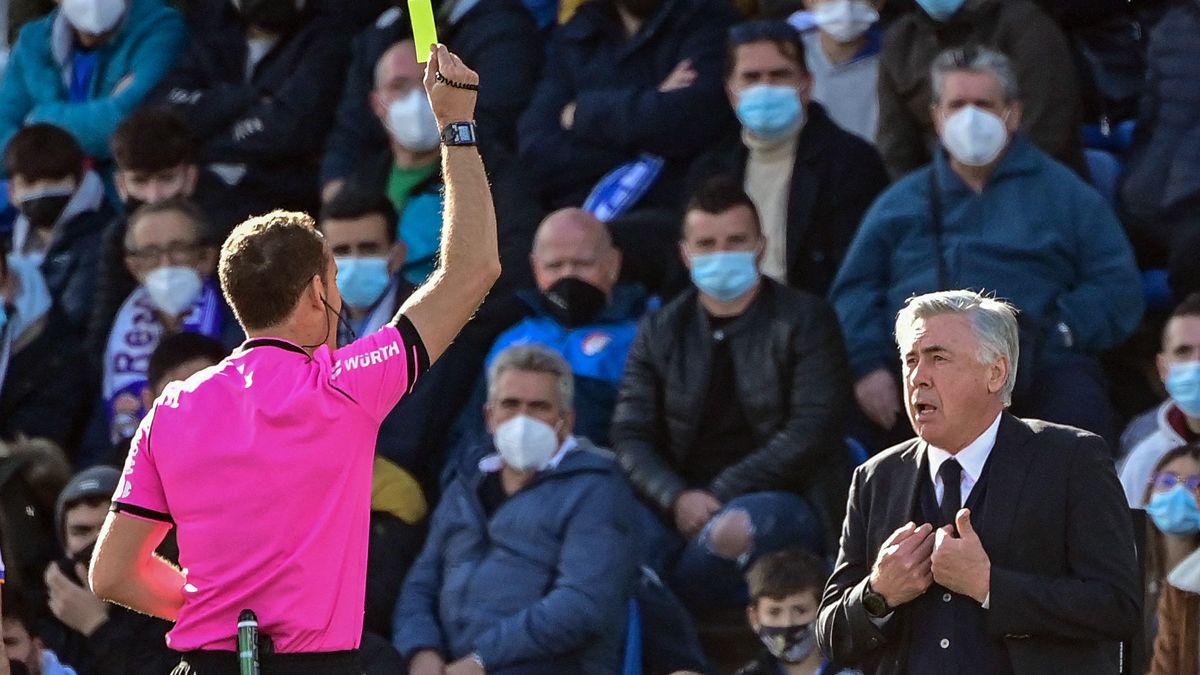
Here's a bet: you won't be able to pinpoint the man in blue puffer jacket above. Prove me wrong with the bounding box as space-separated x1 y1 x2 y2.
394 344 639 675
0 0 186 164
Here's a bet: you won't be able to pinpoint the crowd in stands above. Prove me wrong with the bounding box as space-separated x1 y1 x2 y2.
0 0 1197 672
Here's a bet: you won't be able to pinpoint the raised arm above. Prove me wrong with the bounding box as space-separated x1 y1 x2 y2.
396 45 501 364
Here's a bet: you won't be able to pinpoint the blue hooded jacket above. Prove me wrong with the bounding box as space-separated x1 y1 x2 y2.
393 439 639 674
0 0 187 161
830 136 1143 378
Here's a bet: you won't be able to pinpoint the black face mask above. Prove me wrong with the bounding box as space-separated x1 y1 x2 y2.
542 277 608 328
123 195 146 215
617 0 662 20
20 194 71 231
757 623 817 664
235 0 302 32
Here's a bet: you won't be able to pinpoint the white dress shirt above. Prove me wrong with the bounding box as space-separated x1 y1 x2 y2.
926 412 1003 507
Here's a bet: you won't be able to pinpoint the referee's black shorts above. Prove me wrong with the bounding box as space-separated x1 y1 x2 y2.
170 649 362 674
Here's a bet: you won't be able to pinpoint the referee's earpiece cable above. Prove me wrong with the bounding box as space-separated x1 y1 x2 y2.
299 297 357 355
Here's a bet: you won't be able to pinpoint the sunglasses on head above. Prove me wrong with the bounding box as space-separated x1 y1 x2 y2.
728 20 801 46
1152 472 1200 492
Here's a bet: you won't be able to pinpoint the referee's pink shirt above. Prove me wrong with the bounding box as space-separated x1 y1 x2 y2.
112 319 428 653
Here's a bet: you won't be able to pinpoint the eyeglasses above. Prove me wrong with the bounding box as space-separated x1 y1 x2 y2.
1151 472 1200 493
728 20 801 47
125 241 203 269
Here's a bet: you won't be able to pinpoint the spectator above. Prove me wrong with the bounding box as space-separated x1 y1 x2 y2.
5 124 115 334
517 0 739 211
102 198 240 452
612 177 850 608
455 207 646 453
156 0 350 234
801 0 883 143
0 436 71 601
320 1 541 196
1119 0 1200 296
318 186 411 342
86 107 203 361
0 254 91 451
38 468 174 675
0 0 186 165
1119 293 1200 507
831 46 1142 445
876 0 1086 178
394 345 639 675
736 549 854 675
2 588 77 675
339 39 445 284
363 454 427 640
142 331 226 407
689 19 888 297
1144 443 1200 675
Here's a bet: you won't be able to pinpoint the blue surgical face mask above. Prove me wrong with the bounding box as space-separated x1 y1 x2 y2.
1147 484 1200 536
689 251 759 302
1167 361 1200 418
735 84 804 139
915 0 966 21
335 256 391 310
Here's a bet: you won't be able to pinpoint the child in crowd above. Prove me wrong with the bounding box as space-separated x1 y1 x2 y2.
1145 442 1200 674
737 549 858 675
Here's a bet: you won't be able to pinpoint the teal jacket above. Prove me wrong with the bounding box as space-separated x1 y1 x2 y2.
830 136 1143 378
0 0 186 161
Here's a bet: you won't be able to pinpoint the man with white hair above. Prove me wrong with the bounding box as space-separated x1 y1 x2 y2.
817 289 1140 675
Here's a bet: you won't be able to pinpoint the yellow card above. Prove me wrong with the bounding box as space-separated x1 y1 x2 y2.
408 0 439 63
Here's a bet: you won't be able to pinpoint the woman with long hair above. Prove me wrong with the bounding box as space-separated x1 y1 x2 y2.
1145 441 1200 674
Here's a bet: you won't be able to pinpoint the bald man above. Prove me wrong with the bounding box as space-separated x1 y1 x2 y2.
449 208 649 458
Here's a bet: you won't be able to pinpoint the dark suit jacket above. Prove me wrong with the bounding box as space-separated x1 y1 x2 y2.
816 413 1141 675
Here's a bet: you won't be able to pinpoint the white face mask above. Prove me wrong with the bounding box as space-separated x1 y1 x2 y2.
61 0 126 35
386 88 440 153
940 105 1009 167
144 266 204 317
812 0 879 43
494 415 561 472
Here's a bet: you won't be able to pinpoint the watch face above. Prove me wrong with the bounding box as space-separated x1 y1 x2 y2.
864 590 887 616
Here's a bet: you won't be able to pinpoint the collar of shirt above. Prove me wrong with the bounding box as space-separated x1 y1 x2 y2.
478 435 578 474
926 412 1002 501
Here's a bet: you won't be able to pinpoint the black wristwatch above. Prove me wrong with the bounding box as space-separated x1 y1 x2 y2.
863 581 892 618
440 121 477 147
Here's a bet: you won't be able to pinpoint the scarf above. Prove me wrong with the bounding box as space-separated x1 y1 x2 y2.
103 279 223 443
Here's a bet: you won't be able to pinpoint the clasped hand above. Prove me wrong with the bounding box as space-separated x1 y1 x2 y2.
869 509 990 609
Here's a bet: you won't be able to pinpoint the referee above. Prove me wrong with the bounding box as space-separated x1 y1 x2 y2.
89 46 498 674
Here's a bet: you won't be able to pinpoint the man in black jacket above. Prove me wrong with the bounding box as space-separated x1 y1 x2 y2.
816 290 1140 675
689 19 889 298
517 0 738 211
155 0 351 235
38 468 175 675
612 177 851 608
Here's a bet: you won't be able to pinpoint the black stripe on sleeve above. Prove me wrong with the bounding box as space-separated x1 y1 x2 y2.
111 502 174 525
394 314 431 392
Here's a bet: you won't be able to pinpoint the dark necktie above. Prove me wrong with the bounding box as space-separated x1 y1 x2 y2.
938 458 962 527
